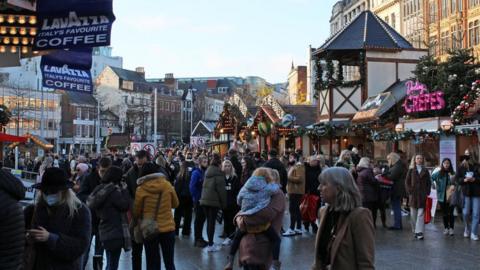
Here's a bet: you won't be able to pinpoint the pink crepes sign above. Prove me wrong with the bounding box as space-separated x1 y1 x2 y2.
403 81 445 113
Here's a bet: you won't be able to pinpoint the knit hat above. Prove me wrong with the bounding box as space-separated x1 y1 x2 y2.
76 163 89 173
32 167 73 192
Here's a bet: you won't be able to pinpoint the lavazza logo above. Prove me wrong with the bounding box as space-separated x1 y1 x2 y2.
41 11 111 31
43 64 90 78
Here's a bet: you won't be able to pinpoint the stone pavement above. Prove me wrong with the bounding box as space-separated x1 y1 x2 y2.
88 213 480 270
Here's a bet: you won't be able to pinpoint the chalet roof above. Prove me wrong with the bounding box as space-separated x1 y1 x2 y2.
315 10 413 55
65 91 97 107
110 67 146 83
282 105 318 126
192 120 217 136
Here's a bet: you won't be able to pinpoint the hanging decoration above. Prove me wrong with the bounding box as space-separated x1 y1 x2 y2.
281 114 296 128
451 80 480 124
258 121 272 137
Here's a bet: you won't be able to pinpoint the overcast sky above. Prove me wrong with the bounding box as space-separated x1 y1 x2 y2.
111 0 337 83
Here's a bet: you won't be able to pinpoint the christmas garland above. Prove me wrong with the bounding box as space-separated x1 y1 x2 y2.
372 128 479 141
451 80 480 124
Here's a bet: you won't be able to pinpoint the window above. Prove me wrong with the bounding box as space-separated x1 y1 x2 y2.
165 102 170 111
159 101 163 111
440 31 450 55
470 0 480 8
391 13 396 28
469 21 479 46
76 125 82 137
130 96 134 105
385 16 389 24
476 20 480 46
217 87 228 93
429 1 437 23
451 25 463 48
76 107 81 119
441 0 448 19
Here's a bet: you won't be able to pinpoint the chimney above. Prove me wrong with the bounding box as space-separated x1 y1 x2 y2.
164 73 175 85
135 67 145 78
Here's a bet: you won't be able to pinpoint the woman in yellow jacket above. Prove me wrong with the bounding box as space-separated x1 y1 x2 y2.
133 163 179 270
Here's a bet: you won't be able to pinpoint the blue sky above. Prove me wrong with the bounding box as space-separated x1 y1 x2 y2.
111 0 337 83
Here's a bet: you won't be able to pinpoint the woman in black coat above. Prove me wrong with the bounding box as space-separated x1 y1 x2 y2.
356 157 381 228
0 169 25 270
87 166 131 270
304 156 322 232
221 159 241 244
26 167 91 270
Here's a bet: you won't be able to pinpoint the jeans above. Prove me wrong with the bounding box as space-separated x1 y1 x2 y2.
174 195 193 235
194 202 206 241
441 201 455 229
82 233 104 270
463 196 480 236
410 208 425 234
144 231 176 270
203 206 219 246
131 240 143 270
105 248 122 270
391 196 403 229
289 194 302 230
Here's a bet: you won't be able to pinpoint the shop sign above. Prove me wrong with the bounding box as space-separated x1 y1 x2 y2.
40 48 93 93
33 0 115 50
403 81 445 113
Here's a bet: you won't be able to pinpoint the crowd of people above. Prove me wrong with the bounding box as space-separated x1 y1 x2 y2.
0 143 479 270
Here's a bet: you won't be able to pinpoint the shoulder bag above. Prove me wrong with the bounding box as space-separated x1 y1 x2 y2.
134 192 163 243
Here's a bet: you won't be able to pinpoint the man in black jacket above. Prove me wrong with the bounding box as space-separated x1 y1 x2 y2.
78 157 112 270
0 168 25 270
263 149 288 193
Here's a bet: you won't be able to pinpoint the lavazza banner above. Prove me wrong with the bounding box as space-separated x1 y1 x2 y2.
34 0 116 50
40 48 93 93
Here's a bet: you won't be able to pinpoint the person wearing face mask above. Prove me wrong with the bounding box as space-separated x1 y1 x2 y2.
189 155 209 247
405 154 431 240
25 167 91 270
283 153 306 237
87 166 131 270
455 148 480 240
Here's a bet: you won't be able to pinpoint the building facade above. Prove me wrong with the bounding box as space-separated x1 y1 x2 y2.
0 86 61 145
287 64 308 105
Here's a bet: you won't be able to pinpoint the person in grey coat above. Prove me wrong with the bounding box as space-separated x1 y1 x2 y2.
88 166 131 270
386 152 407 230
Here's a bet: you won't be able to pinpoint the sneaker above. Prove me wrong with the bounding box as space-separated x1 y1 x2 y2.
194 239 208 248
282 229 296 237
449 228 454 236
294 229 303 235
206 244 221 252
471 234 479 241
443 228 449 235
222 238 232 246
415 233 424 240
464 228 471 238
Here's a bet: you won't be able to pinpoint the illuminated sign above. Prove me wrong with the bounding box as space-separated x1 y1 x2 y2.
403 81 445 113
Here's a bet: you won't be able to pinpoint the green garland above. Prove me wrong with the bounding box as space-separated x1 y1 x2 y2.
372 128 479 141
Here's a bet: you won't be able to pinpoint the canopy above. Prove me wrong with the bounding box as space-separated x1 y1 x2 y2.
0 133 27 143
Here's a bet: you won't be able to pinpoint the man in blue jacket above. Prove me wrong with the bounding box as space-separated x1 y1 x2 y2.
190 156 209 247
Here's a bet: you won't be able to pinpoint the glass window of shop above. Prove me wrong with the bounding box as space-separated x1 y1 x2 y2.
399 138 440 168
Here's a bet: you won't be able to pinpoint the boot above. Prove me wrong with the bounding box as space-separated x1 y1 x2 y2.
92 255 103 270
224 255 235 270
271 260 281 270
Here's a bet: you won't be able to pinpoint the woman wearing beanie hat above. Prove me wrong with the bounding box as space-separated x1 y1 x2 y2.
25 167 92 270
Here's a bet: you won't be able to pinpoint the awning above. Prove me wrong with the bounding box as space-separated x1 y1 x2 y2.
8 133 53 149
352 80 407 123
0 133 27 143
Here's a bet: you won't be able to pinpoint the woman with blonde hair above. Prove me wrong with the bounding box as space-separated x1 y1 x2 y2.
385 152 407 230
312 167 374 270
335 150 353 170
405 154 431 240
26 167 91 270
221 159 241 245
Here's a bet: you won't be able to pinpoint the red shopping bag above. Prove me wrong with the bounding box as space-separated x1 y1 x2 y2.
300 194 320 222
424 197 432 224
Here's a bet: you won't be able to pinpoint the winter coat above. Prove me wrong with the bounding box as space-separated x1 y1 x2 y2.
133 173 179 233
77 170 102 234
455 162 480 197
405 167 431 209
199 165 227 209
287 162 306 195
237 176 280 215
0 169 25 270
305 163 322 195
25 202 92 270
189 167 205 204
431 170 455 203
386 160 407 198
225 174 241 208
237 190 285 268
356 167 379 203
312 207 375 270
87 183 131 251
174 161 196 197
125 164 142 199
263 158 288 193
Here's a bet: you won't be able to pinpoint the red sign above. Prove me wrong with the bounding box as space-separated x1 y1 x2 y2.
403 81 445 113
